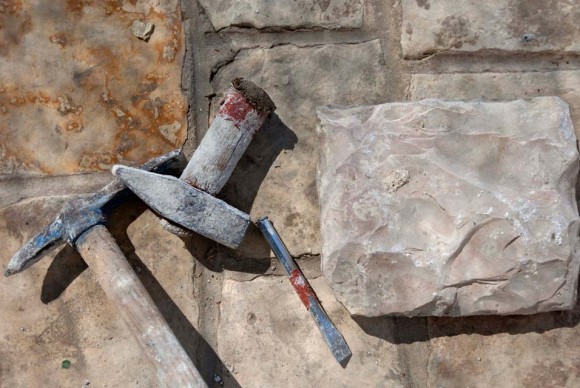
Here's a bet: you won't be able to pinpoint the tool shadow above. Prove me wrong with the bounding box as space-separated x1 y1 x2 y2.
41 201 241 387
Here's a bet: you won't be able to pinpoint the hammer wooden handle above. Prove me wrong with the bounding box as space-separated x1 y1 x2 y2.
76 225 207 388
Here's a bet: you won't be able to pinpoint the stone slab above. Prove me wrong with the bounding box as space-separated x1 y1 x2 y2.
317 97 580 317
426 310 580 388
212 41 389 257
199 0 363 31
217 276 403 387
0 0 186 176
0 198 199 386
409 71 580 137
401 0 580 58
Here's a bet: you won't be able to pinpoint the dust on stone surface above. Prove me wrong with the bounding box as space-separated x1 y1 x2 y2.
434 15 479 49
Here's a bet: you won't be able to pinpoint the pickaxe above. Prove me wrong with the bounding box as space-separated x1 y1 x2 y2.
4 150 208 388
112 79 352 363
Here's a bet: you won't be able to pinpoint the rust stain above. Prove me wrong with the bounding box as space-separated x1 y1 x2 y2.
49 32 68 47
0 2 33 57
1 0 187 175
0 0 24 14
65 0 88 15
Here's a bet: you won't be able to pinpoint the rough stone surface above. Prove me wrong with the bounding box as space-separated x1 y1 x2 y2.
217 276 403 387
131 20 155 41
212 40 389 257
0 198 199 386
0 0 186 176
409 71 580 137
199 0 363 31
317 97 580 317
426 310 580 388
402 0 580 58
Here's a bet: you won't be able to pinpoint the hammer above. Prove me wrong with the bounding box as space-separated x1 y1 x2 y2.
113 78 276 248
4 150 207 388
112 81 352 363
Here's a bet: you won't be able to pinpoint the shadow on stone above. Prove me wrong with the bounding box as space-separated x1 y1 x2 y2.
219 112 298 214
354 281 580 344
41 245 88 304
107 201 242 387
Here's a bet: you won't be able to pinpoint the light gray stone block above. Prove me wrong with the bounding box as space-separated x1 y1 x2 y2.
402 0 580 58
409 71 580 139
317 97 580 317
199 0 363 31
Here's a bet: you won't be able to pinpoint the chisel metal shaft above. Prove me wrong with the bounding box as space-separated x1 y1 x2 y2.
257 217 352 364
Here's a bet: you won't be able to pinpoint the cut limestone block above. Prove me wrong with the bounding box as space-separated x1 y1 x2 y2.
317 97 580 317
401 0 580 58
199 0 363 31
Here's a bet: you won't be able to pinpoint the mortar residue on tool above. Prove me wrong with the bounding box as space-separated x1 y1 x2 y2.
231 78 277 115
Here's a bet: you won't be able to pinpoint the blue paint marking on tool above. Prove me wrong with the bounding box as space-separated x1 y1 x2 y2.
4 150 183 277
257 217 352 365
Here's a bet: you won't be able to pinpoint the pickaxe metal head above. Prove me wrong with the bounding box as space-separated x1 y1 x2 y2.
112 165 251 249
4 150 183 276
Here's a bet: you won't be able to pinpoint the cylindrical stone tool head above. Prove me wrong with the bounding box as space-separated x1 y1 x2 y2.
162 78 275 238
180 78 275 195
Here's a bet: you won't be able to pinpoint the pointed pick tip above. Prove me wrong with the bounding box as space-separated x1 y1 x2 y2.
4 268 15 277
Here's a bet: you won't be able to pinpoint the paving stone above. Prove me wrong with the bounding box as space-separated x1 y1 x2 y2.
218 276 403 387
199 0 363 31
0 197 199 386
401 0 580 58
0 0 186 176
409 70 580 136
426 309 580 388
212 40 389 257
318 97 580 317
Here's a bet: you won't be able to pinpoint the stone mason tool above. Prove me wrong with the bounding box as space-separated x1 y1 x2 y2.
112 80 351 363
112 78 276 248
4 150 208 388
257 217 352 364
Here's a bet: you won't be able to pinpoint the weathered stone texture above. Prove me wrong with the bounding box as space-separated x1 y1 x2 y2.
318 97 580 317
426 311 580 388
0 0 186 176
410 71 580 137
402 0 580 58
0 198 198 386
212 41 389 257
218 276 403 387
199 0 363 31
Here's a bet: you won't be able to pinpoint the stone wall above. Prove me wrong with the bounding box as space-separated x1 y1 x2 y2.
1 1 579 387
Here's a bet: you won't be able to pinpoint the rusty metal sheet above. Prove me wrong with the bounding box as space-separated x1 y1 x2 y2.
0 0 187 175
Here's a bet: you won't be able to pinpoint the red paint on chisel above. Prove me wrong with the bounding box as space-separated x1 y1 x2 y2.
289 269 316 309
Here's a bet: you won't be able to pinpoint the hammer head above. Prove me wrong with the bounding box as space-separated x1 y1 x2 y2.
112 165 251 249
4 150 184 277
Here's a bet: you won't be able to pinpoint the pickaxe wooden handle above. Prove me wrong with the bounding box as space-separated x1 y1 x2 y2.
5 151 208 387
77 225 206 387
76 225 207 387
